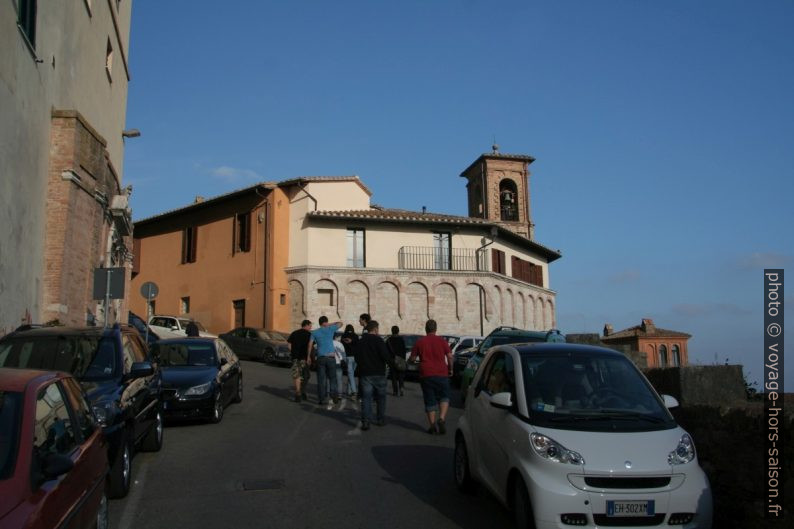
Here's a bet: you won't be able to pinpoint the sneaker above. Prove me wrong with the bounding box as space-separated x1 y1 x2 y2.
326 401 334 411
350 394 358 402
361 421 371 431
437 418 447 434
427 425 437 435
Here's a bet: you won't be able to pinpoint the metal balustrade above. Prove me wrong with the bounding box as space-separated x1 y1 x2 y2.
397 246 488 272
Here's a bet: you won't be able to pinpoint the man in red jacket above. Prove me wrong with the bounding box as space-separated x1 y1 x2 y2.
409 319 453 434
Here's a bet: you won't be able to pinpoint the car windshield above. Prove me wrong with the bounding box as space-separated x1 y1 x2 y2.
0 391 22 480
481 331 562 351
154 342 216 367
520 351 675 432
0 336 117 380
262 331 287 341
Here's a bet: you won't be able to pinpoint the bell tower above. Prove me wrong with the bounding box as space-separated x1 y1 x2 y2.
460 145 535 239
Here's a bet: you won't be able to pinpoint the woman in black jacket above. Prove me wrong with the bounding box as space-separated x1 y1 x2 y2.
341 324 359 399
386 326 406 396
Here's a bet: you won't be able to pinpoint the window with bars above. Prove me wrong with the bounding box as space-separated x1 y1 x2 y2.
346 228 365 267
182 226 198 263
233 212 251 254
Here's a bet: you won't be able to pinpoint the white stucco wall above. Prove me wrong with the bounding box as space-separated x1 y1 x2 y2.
0 1 131 333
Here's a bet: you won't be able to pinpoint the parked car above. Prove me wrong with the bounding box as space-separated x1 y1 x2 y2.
454 343 713 529
0 324 164 498
148 315 217 339
219 327 291 365
452 345 479 386
459 327 565 400
0 368 109 529
129 311 160 347
451 335 484 355
151 338 243 424
394 334 423 379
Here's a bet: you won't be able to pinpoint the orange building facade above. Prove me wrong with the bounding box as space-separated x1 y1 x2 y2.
130 184 291 334
601 318 690 368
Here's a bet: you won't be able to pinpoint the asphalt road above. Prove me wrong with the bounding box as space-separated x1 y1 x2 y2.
108 360 514 529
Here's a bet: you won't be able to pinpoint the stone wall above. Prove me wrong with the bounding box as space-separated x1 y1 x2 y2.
644 365 747 407
286 266 556 335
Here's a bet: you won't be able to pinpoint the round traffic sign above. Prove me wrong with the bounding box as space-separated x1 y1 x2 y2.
140 281 159 300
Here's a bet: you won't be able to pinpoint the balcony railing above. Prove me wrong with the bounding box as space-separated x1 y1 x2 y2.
397 246 488 272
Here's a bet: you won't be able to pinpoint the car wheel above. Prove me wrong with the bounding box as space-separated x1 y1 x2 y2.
108 433 131 498
141 409 164 452
454 435 477 493
95 486 108 529
264 348 275 364
233 374 243 403
512 477 536 529
210 391 224 424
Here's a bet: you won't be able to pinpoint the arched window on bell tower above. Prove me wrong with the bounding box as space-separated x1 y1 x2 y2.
499 180 518 221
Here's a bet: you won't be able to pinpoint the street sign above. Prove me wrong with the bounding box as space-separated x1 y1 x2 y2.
93 267 126 300
140 281 159 300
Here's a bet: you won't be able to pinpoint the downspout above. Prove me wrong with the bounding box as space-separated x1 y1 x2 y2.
254 186 270 328
481 162 486 219
475 227 497 337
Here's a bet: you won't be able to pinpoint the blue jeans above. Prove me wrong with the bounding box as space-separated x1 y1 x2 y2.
316 356 338 404
346 357 357 395
360 375 387 424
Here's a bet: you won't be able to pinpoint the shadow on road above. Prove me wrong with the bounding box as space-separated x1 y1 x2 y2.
371 444 513 529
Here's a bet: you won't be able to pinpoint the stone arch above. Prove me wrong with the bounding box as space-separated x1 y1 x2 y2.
504 289 515 327
288 280 305 329
526 295 536 330
374 281 400 327
492 285 503 326
313 278 340 319
517 292 526 329
404 282 429 334
538 297 546 329
433 282 459 334
344 280 370 325
463 282 488 336
546 299 556 329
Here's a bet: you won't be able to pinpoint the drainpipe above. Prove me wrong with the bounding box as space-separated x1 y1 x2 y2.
254 186 270 328
475 226 497 337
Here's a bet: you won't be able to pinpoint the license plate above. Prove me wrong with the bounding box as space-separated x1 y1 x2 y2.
606 500 655 517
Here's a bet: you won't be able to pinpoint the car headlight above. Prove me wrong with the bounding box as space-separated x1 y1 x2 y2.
92 401 119 427
668 433 696 465
530 433 585 465
184 381 213 396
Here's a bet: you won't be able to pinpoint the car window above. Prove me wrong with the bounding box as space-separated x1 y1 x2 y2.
33 383 77 462
124 334 147 363
150 317 171 328
61 377 96 440
0 390 22 480
217 340 237 363
481 353 515 395
231 328 245 338
0 336 117 381
154 342 217 367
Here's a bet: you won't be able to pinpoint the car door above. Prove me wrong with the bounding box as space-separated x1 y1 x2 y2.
31 381 91 529
121 334 156 444
468 351 515 497
61 377 107 528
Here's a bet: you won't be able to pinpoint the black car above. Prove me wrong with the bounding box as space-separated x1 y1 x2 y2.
151 338 243 423
219 327 291 365
0 324 163 499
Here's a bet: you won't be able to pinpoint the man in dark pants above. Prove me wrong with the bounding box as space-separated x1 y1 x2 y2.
309 316 343 409
386 325 406 396
356 320 396 430
287 319 313 402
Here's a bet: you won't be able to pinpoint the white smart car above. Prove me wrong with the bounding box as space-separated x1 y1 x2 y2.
454 343 712 529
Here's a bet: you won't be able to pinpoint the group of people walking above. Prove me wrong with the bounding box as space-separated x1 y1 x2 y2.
286 314 453 433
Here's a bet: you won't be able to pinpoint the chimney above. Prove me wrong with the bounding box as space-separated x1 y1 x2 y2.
194 196 204 204
641 318 655 333
603 324 613 337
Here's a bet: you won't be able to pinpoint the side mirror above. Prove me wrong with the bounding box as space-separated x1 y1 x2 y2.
129 361 154 379
490 392 513 410
662 394 679 409
42 452 74 479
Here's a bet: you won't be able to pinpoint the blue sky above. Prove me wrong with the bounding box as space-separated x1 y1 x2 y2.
124 1 793 390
